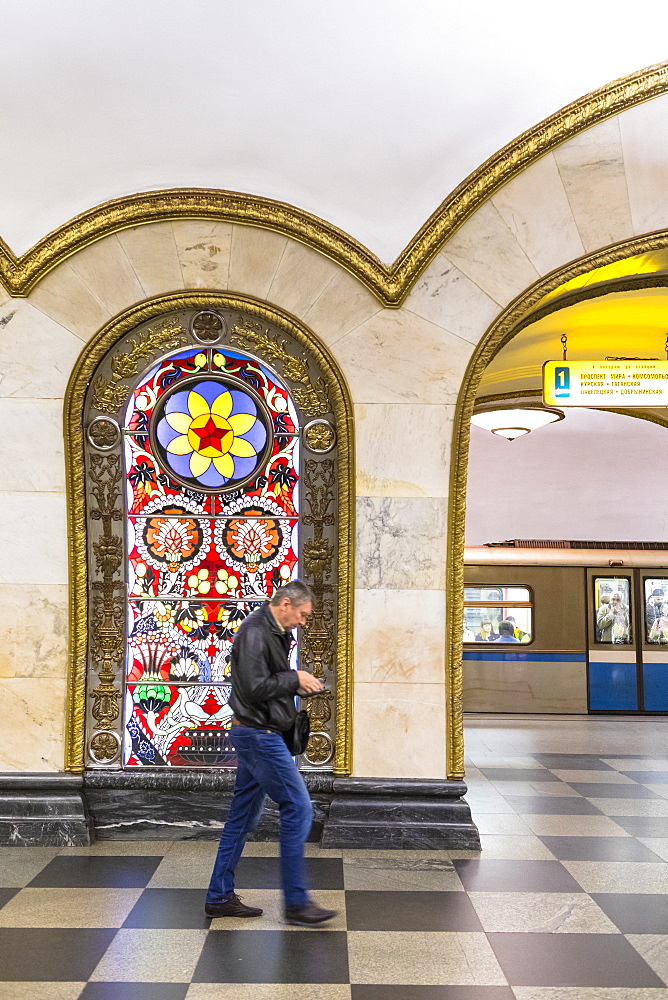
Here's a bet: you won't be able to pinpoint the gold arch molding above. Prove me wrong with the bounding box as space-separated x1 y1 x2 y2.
3 62 668 306
446 228 668 779
64 291 355 773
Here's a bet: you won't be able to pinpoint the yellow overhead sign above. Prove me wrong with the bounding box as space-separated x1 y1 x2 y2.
543 360 668 407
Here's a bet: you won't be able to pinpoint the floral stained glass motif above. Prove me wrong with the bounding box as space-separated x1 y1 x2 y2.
128 514 298 601
122 343 300 767
126 684 237 766
153 378 271 491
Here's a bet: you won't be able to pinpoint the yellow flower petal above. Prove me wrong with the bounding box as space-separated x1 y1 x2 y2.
211 390 233 419
229 438 256 458
187 391 210 418
190 452 211 477
212 454 234 477
228 412 256 435
165 411 192 433
166 435 192 455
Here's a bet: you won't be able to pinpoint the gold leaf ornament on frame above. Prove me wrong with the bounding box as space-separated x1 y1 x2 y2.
87 416 121 450
192 310 225 344
303 732 334 766
88 730 121 763
304 419 336 454
230 318 330 417
91 375 130 413
92 319 188 413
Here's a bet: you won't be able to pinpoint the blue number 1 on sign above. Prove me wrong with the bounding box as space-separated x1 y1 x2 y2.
554 366 570 397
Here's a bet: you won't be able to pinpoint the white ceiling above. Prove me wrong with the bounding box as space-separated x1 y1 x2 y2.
467 408 668 544
2 1 667 260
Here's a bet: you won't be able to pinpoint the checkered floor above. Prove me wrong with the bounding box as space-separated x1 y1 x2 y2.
1 746 667 997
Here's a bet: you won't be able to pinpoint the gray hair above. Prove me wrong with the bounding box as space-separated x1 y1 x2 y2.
269 580 314 607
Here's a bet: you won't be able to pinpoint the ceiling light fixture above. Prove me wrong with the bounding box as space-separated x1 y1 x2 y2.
471 402 565 440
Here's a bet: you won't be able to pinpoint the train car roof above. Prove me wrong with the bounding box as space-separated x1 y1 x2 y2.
465 540 668 567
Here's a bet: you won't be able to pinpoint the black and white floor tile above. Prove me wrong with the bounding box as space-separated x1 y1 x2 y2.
1 727 667 998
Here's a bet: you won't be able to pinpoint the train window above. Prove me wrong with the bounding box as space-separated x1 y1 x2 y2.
644 577 668 643
463 586 533 643
593 577 632 644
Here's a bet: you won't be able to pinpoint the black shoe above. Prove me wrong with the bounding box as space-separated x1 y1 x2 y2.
205 894 263 918
284 902 338 925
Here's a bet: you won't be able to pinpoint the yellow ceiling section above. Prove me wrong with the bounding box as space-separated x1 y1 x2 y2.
479 286 668 399
537 252 668 304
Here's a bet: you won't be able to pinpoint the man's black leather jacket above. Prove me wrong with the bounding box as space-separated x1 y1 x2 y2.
228 602 299 732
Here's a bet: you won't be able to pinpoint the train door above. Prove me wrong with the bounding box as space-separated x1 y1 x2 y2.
638 572 668 711
587 569 668 712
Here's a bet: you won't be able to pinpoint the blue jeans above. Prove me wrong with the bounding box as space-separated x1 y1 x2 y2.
206 725 314 908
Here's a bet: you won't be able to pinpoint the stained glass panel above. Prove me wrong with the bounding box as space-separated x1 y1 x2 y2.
122 343 300 766
125 684 237 767
128 514 299 601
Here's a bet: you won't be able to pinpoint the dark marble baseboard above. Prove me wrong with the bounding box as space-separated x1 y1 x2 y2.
84 770 333 842
0 774 92 846
0 771 480 850
322 778 480 850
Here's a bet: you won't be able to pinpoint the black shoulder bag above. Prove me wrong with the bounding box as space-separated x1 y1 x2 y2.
281 710 310 756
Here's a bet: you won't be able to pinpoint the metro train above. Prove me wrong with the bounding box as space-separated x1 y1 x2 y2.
463 540 668 714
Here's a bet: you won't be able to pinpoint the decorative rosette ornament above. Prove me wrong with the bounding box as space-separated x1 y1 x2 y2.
151 377 272 492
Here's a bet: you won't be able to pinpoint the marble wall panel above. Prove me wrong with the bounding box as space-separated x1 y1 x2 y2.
440 201 540 307
0 399 64 492
267 241 341 320
68 234 146 315
620 95 668 236
355 403 452 497
462 660 588 714
0 300 83 398
491 153 585 275
404 256 499 343
172 220 233 290
0 492 68 585
554 117 633 253
354 589 445 685
0 584 68 679
116 222 185 297
356 496 447 591
0 676 67 771
228 225 288 299
333 309 475 405
352 680 446 779
302 267 381 347
28 261 111 341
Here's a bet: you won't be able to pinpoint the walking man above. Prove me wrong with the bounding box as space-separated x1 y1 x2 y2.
205 580 337 925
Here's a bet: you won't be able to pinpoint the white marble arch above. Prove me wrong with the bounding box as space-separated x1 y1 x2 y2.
429 96 668 317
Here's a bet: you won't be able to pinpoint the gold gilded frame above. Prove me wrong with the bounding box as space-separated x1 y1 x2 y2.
3 62 668 305
446 230 668 778
64 292 355 774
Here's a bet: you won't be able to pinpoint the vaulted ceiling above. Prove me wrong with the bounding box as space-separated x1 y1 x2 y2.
2 1 666 260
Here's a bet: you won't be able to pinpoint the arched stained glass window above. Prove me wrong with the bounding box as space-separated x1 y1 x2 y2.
73 298 352 774
124 345 299 767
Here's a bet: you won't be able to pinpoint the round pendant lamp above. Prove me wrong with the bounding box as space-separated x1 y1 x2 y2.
471 402 565 440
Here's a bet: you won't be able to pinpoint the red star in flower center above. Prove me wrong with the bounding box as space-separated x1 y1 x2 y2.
191 416 233 454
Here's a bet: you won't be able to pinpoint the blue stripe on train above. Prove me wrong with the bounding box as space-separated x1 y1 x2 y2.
588 660 638 711
642 662 668 711
462 651 586 662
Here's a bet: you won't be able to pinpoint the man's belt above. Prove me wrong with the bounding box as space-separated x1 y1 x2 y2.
231 717 273 733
